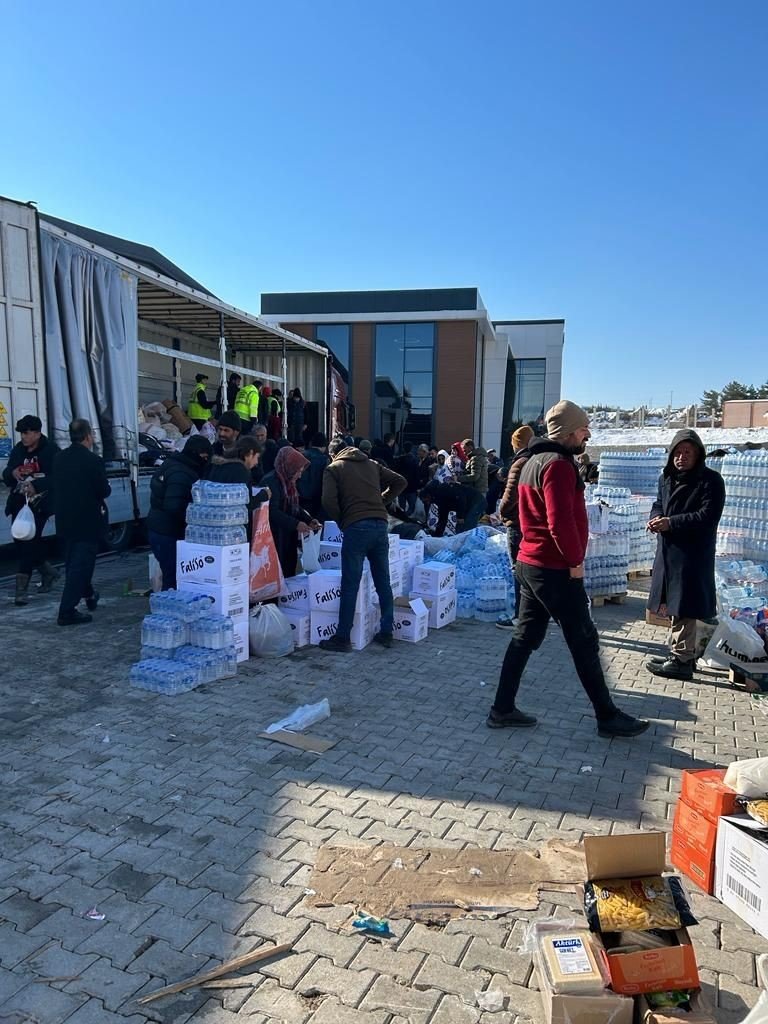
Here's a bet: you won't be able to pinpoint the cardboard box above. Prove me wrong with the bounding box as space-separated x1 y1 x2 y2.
716 815 768 939
534 952 633 1024
310 609 375 651
233 619 249 663
277 573 311 612
680 768 739 823
176 542 249 587
308 569 368 614
388 533 400 558
670 800 719 893
412 588 458 629
637 990 717 1023
389 561 403 598
318 541 342 569
584 833 700 995
412 560 456 596
282 610 310 649
393 597 429 643
399 538 425 566
178 580 249 623
322 520 343 544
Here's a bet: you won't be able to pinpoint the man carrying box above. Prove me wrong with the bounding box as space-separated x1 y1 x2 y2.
318 439 406 652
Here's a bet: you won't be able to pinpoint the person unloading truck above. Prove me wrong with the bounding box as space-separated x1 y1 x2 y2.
234 379 262 433
187 373 216 429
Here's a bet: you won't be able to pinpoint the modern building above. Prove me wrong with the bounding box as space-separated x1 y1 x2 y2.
261 289 563 454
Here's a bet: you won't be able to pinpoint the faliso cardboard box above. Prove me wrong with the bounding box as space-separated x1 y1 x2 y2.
176 542 248 587
392 597 429 643
277 573 311 613
412 561 456 597
308 570 368 615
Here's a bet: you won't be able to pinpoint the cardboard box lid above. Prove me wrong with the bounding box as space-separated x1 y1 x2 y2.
584 832 666 881
394 596 428 615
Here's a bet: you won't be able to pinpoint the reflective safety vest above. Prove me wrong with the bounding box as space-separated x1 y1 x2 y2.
234 385 260 420
187 382 211 421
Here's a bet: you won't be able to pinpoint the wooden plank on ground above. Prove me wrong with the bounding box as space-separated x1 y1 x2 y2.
137 943 292 1005
258 730 336 753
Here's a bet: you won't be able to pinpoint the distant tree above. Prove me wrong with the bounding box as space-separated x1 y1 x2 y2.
721 380 757 403
699 388 722 414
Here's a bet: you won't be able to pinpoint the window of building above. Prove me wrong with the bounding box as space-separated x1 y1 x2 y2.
513 358 546 428
316 324 350 376
374 322 434 446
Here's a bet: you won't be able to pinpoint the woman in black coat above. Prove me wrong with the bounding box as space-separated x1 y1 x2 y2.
260 446 319 577
147 436 212 589
646 429 725 680
286 388 306 446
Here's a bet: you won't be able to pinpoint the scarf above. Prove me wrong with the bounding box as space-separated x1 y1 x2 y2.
274 446 309 515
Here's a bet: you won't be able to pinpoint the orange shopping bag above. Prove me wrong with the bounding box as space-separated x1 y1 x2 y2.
250 505 286 602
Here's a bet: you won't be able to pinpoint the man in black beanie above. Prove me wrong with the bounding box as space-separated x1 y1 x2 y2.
212 411 242 456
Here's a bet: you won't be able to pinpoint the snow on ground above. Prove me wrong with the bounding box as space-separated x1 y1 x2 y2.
589 426 768 448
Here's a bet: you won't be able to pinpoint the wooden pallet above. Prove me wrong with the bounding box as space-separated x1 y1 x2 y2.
629 570 652 580
591 593 627 608
645 610 671 627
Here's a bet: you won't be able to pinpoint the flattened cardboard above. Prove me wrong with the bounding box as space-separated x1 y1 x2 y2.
307 841 586 919
584 832 666 881
258 730 336 753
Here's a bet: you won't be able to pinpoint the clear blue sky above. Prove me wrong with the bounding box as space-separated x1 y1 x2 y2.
2 0 765 408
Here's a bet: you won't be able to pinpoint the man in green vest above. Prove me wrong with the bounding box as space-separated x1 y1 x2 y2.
234 379 262 433
187 374 215 428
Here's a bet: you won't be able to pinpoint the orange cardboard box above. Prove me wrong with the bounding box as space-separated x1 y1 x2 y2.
672 800 719 860
584 833 700 996
679 769 739 823
670 831 716 895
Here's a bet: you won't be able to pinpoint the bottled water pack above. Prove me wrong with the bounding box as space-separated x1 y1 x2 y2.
184 525 247 546
596 451 666 497
189 615 235 650
186 503 248 526
141 615 187 649
150 590 213 622
130 659 199 695
192 480 249 507
718 453 768 562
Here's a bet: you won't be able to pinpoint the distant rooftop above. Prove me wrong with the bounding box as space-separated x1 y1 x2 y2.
261 287 482 316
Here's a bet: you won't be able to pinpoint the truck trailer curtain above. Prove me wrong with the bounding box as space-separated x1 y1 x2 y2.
40 231 138 463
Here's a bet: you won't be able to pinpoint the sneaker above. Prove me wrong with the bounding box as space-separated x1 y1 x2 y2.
85 590 100 612
486 707 537 729
318 636 352 653
57 610 93 627
495 616 517 631
372 632 393 648
597 710 650 738
647 656 694 681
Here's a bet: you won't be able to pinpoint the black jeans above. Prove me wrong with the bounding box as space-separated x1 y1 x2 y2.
507 527 522 619
459 492 486 533
399 491 417 517
149 531 178 590
492 562 616 720
59 541 98 615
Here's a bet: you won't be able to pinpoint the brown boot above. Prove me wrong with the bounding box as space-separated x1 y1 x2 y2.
14 573 31 606
37 561 60 593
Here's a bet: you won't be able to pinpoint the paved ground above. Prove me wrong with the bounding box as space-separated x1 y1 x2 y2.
0 551 766 1024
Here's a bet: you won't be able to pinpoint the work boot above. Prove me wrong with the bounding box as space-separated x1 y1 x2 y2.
85 590 100 612
14 573 31 606
57 610 93 626
597 710 650 738
372 632 393 648
319 636 352 653
647 656 694 681
486 707 537 728
37 561 60 593
647 653 698 671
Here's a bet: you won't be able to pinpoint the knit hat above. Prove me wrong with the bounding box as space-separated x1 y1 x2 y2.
511 425 534 451
545 401 589 441
16 414 42 432
218 411 242 431
359 439 372 453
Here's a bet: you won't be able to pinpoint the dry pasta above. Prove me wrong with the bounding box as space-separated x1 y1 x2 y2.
584 875 697 933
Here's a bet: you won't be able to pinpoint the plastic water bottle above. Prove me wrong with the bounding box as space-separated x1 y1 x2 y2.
192 481 249 507
189 615 235 650
141 615 187 649
130 658 199 695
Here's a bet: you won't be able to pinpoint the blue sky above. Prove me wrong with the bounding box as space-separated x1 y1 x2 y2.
2 0 765 407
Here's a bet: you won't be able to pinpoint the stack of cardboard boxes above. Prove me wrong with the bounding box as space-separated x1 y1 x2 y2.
176 540 250 662
671 769 739 896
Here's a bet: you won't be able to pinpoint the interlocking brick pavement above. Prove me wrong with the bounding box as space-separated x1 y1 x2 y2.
0 553 766 1022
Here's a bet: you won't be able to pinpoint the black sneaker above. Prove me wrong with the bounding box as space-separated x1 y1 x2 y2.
57 610 93 627
597 710 650 738
495 616 517 631
486 707 537 729
319 636 352 653
85 590 100 612
648 656 694 681
372 632 393 648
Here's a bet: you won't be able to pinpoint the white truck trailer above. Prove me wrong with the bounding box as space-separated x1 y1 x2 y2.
0 195 333 548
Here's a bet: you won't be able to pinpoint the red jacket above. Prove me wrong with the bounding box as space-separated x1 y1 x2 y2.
517 440 588 570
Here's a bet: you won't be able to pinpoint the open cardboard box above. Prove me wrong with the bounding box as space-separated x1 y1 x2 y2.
637 990 716 1024
534 950 633 1024
583 833 700 996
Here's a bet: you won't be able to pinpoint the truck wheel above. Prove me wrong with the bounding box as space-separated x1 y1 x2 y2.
103 521 134 552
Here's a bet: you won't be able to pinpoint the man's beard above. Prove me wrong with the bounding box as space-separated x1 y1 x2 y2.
565 441 587 455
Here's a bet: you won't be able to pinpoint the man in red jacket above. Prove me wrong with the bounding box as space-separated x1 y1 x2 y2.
488 401 649 739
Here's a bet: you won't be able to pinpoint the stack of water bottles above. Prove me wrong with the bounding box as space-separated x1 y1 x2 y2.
715 560 768 615
429 527 514 620
184 481 249 545
596 450 667 496
584 531 630 598
608 498 656 573
717 452 768 562
130 590 238 695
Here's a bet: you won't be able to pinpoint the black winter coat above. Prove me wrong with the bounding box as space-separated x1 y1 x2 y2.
52 444 112 542
298 447 330 518
648 433 725 619
394 452 420 492
2 435 59 519
260 470 312 577
147 451 204 539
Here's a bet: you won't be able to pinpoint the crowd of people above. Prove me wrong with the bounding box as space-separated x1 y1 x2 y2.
3 391 727 743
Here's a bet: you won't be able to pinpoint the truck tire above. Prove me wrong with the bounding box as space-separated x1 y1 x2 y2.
103 521 134 553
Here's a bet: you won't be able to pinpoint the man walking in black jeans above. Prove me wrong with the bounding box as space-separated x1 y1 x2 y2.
52 419 111 626
488 401 649 739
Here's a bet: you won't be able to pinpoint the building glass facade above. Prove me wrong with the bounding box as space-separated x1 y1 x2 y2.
512 358 546 427
315 324 350 376
374 322 434 445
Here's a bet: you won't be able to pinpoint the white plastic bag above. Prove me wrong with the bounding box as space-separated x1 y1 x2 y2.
265 699 330 734
724 758 768 798
741 955 768 1023
148 553 163 593
301 530 322 574
11 502 36 541
249 604 293 658
703 617 768 674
